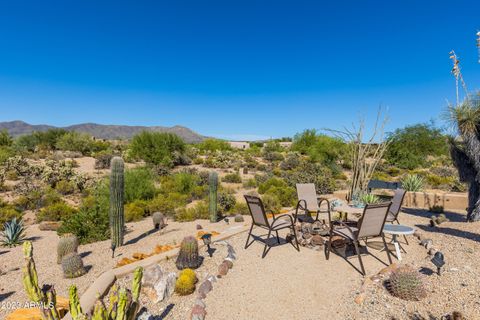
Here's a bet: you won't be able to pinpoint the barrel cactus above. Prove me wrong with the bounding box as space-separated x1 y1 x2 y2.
209 171 218 222
61 252 86 279
110 156 125 249
57 233 79 264
152 212 166 230
175 272 196 295
175 236 202 270
387 265 427 301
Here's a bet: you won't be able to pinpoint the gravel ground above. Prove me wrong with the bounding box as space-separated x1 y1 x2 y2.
0 217 246 319
2 207 480 320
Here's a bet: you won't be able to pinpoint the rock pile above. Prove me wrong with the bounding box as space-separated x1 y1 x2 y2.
291 221 329 249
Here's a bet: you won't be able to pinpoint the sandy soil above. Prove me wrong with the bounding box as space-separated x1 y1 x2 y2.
0 217 248 319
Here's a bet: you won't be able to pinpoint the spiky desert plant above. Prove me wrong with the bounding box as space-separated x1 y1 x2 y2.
110 156 125 249
179 268 197 284
401 174 424 192
387 265 427 301
61 252 86 279
152 212 165 230
209 171 218 222
1 217 26 247
175 236 202 270
57 233 79 264
359 193 380 205
174 274 196 295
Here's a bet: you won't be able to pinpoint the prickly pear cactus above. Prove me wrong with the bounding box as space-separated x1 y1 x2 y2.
61 252 86 279
387 265 427 301
57 233 79 264
209 171 218 222
110 156 125 249
175 236 202 270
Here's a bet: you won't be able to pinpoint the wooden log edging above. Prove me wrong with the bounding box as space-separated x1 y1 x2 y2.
63 224 250 319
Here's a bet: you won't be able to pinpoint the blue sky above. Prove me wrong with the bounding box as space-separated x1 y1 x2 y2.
0 1 479 140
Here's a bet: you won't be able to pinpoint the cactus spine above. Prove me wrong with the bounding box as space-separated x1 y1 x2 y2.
387 265 427 301
61 252 86 278
110 157 125 249
57 233 79 264
209 171 218 222
175 236 202 270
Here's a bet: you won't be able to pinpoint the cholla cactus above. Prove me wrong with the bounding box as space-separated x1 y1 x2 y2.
387 265 427 301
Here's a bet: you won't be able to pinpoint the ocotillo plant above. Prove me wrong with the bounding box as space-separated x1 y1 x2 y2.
22 241 144 320
110 156 125 249
208 171 218 222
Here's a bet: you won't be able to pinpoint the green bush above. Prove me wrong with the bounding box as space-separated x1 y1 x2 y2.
55 180 76 195
243 178 257 189
222 172 242 183
36 202 77 222
218 192 236 214
148 192 189 216
280 152 301 170
0 130 13 147
385 123 449 170
125 200 149 222
58 197 109 244
264 186 296 207
124 167 156 203
130 131 186 166
175 201 209 222
401 174 425 192
232 202 249 215
281 162 336 194
56 131 109 155
0 200 22 229
258 177 288 194
262 194 281 213
14 188 62 210
197 138 232 152
0 146 14 164
263 151 284 162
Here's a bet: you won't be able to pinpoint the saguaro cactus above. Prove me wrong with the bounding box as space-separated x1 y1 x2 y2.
209 171 218 222
110 156 125 249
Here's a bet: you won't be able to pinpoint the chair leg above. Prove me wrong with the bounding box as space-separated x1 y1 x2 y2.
245 224 254 249
262 230 272 258
326 231 333 260
275 230 280 244
353 240 366 276
290 226 300 252
396 219 409 245
382 233 393 265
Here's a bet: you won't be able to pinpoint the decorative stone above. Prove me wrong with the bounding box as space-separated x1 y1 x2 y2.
303 232 313 240
223 258 233 269
413 230 423 240
142 265 176 303
420 239 433 249
197 280 213 299
311 235 325 246
428 248 438 256
196 224 203 230
218 262 229 277
331 235 346 248
154 272 177 302
194 298 206 308
190 305 207 320
39 221 62 231
142 265 163 288
234 214 244 222
137 310 153 320
311 221 323 234
301 222 313 234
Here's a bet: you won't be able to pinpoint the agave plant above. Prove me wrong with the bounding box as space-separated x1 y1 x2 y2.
359 193 380 205
401 174 424 192
1 217 26 247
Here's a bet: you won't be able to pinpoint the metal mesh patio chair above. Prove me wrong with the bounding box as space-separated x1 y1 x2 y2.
295 183 330 223
386 189 408 244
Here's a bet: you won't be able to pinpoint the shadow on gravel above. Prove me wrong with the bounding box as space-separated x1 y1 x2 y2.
402 208 466 223
0 292 15 302
416 225 480 243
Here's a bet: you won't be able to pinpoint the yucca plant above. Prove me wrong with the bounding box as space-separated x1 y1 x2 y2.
1 217 26 247
359 193 380 205
401 174 424 192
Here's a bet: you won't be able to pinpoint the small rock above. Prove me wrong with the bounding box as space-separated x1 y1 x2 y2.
311 235 324 246
142 265 163 288
196 224 203 230
303 232 313 240
39 221 62 231
301 222 313 234
154 272 177 302
218 262 229 277
413 230 423 240
428 248 438 256
137 310 153 320
194 299 206 308
197 280 213 299
420 239 433 249
223 259 233 269
234 214 244 222
190 304 207 320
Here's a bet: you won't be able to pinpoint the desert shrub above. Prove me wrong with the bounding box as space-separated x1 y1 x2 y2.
254 173 272 185
262 194 281 213
193 157 204 165
197 138 231 152
232 202 249 215
264 186 296 207
198 171 210 185
94 151 113 169
359 193 380 205
281 162 336 195
401 174 425 192
0 200 22 229
258 177 288 194
222 172 242 183
37 202 77 222
385 123 449 170
125 200 149 222
0 130 13 147
124 167 156 203
218 192 236 214
55 180 76 195
173 172 199 194
148 193 189 216
256 163 267 171
280 152 301 170
175 201 209 222
58 193 109 244
0 147 14 164
56 131 107 155
15 187 62 210
130 131 186 167
263 140 283 153
263 151 284 162
243 178 257 189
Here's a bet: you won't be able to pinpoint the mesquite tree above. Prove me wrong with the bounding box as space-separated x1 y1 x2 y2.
447 34 480 222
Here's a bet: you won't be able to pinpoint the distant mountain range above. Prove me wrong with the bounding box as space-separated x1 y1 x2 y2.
0 120 206 143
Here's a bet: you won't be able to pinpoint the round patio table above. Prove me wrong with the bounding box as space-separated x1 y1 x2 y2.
383 224 415 261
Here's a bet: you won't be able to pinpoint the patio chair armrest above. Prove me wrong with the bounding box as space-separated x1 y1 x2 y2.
271 213 295 226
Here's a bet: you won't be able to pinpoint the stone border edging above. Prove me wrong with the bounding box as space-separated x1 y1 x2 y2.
63 224 250 319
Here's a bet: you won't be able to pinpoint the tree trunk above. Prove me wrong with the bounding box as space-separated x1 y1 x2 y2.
467 181 480 221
